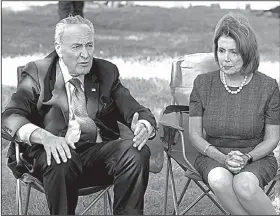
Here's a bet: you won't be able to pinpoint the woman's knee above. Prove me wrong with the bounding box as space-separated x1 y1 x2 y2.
208 167 233 192
233 172 259 201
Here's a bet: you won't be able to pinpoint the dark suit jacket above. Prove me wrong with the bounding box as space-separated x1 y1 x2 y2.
2 51 157 177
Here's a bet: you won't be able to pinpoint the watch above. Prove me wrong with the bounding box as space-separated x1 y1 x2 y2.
245 153 253 164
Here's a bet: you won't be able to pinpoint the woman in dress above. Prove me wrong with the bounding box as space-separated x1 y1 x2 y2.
189 12 280 215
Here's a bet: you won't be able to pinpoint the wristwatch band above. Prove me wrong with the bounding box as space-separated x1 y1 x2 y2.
245 153 253 164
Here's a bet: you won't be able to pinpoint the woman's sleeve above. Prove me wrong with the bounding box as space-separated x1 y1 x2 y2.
189 75 204 116
265 80 280 125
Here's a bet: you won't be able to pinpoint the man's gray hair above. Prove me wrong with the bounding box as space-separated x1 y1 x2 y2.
54 15 94 44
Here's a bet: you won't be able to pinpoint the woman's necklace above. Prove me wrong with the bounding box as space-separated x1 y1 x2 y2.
222 72 247 94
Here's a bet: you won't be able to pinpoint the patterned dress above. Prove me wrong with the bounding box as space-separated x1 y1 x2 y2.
189 70 280 188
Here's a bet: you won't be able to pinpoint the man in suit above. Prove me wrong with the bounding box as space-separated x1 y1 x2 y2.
2 15 157 215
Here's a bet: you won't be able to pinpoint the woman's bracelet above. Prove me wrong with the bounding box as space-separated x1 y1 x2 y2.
203 144 212 155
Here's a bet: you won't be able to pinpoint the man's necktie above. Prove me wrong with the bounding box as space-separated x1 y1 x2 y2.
69 78 97 142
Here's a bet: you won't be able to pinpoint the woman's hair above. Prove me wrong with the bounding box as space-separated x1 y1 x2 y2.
213 12 259 75
54 15 94 44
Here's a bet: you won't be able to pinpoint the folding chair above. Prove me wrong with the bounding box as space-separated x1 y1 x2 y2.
266 167 280 197
1 65 113 215
160 53 280 215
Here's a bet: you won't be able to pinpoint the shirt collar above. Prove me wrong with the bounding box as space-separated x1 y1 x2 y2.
59 58 84 86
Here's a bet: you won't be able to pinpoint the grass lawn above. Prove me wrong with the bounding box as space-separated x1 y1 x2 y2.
2 3 279 61
1 3 280 215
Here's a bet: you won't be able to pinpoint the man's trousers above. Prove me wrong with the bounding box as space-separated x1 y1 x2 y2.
29 139 151 215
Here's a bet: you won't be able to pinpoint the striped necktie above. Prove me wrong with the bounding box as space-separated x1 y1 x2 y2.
69 78 97 142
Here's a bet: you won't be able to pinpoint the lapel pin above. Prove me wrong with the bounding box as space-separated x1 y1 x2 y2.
91 88 96 92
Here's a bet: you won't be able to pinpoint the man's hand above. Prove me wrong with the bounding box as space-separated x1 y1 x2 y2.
42 134 76 166
131 112 149 151
225 150 245 174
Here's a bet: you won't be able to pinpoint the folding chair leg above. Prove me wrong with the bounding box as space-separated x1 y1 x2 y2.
24 184 32 215
103 191 108 215
176 178 191 206
104 188 113 215
80 187 111 215
171 178 191 215
106 190 113 215
163 155 170 215
16 179 23 215
266 181 276 196
168 157 179 215
180 189 208 215
194 180 229 215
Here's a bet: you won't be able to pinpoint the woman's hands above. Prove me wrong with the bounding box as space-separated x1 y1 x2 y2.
224 150 249 174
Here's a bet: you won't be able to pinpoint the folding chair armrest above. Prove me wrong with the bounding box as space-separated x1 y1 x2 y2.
163 105 189 114
158 105 185 131
158 105 188 149
2 127 16 142
159 121 183 131
2 128 35 177
2 127 20 164
178 131 200 176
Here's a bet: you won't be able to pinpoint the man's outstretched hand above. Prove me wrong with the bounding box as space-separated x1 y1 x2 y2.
131 112 150 151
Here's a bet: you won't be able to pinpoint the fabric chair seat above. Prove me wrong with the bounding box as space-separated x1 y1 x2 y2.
20 173 111 196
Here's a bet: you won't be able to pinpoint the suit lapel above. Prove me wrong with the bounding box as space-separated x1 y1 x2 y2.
42 53 57 103
84 60 100 119
42 61 69 123
54 63 69 123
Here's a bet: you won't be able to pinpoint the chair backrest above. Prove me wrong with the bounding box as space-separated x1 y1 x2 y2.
170 53 219 106
17 66 25 85
170 53 219 166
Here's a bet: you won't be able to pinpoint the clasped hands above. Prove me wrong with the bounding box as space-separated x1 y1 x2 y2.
224 150 250 174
